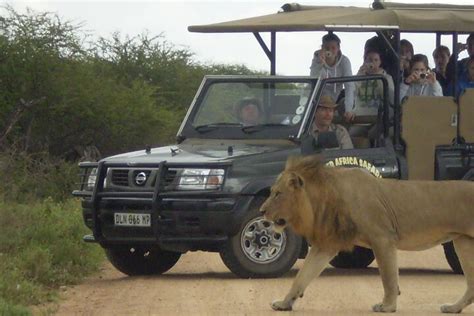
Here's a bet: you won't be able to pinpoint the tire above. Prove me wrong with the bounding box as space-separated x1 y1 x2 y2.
105 246 181 276
443 241 463 274
219 197 302 278
330 246 374 269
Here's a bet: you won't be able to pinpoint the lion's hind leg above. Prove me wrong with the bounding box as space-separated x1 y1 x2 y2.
441 235 474 314
271 247 336 311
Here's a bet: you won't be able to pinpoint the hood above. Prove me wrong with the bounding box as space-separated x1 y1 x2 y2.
103 139 296 165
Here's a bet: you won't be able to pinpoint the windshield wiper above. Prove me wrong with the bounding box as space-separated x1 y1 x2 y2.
194 123 243 133
241 123 290 133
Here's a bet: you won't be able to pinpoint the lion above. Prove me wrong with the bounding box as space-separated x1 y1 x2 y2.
260 156 474 313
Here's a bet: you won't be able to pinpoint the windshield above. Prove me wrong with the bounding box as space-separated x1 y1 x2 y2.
182 78 315 140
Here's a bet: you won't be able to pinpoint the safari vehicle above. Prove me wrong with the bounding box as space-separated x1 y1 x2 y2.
74 1 474 277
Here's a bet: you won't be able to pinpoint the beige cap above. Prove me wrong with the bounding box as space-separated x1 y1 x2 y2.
318 95 337 108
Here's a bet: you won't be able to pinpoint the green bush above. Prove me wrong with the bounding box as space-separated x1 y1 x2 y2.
0 151 77 202
0 199 103 311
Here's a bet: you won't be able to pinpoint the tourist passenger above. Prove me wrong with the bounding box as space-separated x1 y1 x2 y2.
354 49 395 116
400 39 414 80
454 57 474 96
310 33 355 123
400 54 443 98
446 33 474 94
432 45 451 95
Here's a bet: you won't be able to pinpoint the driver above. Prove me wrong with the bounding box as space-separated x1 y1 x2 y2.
235 97 262 126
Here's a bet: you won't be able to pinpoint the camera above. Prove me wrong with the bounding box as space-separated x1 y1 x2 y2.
419 72 427 79
365 62 375 71
324 50 333 58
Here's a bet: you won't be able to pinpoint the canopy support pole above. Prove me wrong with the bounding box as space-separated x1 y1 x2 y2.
393 30 401 148
253 32 276 75
452 32 462 144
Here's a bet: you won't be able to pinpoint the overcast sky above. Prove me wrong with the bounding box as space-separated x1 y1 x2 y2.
7 0 473 75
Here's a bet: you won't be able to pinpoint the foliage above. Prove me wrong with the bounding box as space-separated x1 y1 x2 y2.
0 6 262 158
0 199 103 312
0 150 77 202
0 6 264 313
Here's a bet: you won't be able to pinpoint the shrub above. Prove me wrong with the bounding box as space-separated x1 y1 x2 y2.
0 199 103 310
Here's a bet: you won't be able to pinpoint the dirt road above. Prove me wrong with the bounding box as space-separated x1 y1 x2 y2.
53 246 472 315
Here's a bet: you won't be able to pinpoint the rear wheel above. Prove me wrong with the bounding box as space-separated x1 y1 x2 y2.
220 198 302 278
105 246 181 276
330 246 375 269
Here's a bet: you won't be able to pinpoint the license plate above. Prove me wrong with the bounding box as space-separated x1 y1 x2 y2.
114 213 151 227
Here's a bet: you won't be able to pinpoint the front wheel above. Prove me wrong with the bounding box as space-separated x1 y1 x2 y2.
330 246 375 269
219 198 302 278
105 246 181 276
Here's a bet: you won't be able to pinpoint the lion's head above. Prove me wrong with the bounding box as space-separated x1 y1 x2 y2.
260 170 311 234
260 156 357 251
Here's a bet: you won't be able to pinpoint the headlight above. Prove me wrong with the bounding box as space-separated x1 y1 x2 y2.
177 168 225 190
87 168 97 190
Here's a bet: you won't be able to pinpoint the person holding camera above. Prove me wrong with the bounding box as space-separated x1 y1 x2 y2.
310 33 354 123
355 49 395 111
400 54 442 99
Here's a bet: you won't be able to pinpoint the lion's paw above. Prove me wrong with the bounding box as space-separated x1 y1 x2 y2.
440 303 462 314
372 303 396 313
271 300 293 311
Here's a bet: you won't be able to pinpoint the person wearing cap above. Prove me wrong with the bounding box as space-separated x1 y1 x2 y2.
235 97 262 126
311 95 353 149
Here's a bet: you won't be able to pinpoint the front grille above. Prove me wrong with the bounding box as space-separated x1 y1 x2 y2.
111 169 129 186
108 168 177 189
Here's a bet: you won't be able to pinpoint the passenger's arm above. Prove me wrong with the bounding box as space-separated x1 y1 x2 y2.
310 51 324 76
399 83 410 100
341 57 355 113
428 81 443 97
384 73 395 105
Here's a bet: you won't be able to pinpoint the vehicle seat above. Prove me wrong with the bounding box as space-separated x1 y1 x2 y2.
269 94 301 124
460 88 474 143
401 96 457 180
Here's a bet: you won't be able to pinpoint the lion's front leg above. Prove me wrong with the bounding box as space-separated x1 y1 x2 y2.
371 241 399 313
271 246 336 311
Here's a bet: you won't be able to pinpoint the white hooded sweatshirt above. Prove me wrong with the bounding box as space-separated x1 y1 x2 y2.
310 50 355 113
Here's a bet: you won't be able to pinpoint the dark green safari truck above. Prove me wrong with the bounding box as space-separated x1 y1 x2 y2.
74 1 474 277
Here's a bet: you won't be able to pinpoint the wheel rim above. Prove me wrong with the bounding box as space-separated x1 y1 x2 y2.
240 216 286 264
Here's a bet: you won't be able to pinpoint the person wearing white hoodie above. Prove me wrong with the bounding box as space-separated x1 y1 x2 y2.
400 54 443 99
310 33 355 122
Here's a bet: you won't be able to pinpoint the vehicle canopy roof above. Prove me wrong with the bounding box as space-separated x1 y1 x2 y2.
188 1 474 33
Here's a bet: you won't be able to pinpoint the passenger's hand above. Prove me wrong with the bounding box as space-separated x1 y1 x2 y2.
456 42 468 54
427 71 436 84
404 72 419 84
316 50 326 64
358 64 368 75
344 111 356 122
400 57 409 71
